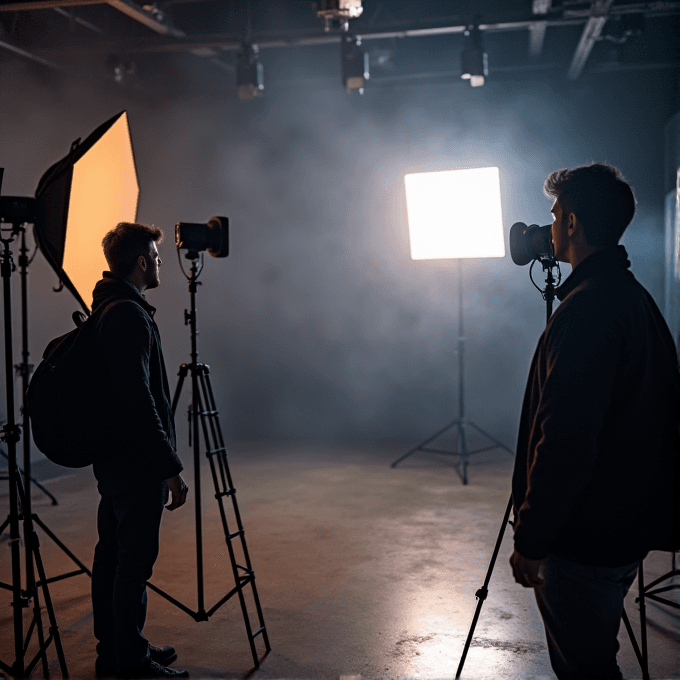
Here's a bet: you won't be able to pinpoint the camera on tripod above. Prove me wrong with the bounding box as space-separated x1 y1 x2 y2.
509 222 554 266
175 216 229 258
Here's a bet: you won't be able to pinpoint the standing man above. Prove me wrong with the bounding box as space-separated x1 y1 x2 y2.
92 222 190 679
510 163 680 679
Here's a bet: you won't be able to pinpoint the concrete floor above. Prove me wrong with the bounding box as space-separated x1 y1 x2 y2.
1 441 679 679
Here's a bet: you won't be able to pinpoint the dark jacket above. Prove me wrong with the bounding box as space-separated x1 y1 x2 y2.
512 245 680 566
90 273 183 482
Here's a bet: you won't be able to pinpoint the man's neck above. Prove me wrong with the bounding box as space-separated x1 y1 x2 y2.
124 274 146 295
568 244 601 270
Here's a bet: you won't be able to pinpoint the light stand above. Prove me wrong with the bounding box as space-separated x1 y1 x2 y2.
0 174 93 678
391 259 513 483
391 167 510 484
11 224 92 580
146 251 270 671
0 219 68 678
455 255 559 678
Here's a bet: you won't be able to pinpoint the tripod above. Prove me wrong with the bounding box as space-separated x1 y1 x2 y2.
0 225 68 678
455 257 559 678
391 259 513 484
146 251 270 670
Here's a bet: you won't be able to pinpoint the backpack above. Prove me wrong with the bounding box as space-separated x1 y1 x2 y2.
27 307 106 468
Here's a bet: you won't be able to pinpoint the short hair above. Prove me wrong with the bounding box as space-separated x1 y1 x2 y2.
102 222 163 278
543 162 636 247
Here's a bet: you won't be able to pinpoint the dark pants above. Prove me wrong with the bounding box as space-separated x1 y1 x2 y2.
534 553 641 680
92 477 168 672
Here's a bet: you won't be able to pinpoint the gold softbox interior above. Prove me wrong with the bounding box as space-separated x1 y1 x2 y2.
35 111 139 312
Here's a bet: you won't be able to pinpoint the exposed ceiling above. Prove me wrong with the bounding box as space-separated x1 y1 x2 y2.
1 1 679 92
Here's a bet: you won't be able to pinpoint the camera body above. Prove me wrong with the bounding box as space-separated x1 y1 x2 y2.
175 216 229 258
509 222 554 266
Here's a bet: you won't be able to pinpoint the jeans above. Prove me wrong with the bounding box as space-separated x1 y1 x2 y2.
91 477 168 672
534 553 641 680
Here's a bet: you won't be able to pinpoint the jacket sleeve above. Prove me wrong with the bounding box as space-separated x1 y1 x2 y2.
513 302 622 560
99 301 183 480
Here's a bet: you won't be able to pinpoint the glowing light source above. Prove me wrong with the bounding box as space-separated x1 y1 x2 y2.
404 167 505 260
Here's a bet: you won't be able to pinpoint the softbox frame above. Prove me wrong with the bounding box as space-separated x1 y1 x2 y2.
34 111 139 313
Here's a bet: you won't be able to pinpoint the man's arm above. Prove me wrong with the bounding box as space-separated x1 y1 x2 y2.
100 302 183 480
513 302 622 560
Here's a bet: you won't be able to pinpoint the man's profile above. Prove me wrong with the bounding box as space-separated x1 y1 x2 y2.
510 163 680 679
91 222 190 679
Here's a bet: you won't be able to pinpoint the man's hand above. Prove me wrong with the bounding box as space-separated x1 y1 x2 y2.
165 474 189 511
510 548 544 588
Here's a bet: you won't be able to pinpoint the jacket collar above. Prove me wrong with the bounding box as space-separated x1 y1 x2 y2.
556 245 631 301
92 272 157 318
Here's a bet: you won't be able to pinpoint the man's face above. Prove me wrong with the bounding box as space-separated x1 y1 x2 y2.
144 241 162 290
550 198 571 263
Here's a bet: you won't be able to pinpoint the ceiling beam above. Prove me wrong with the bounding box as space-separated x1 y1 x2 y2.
27 2 680 56
567 0 614 80
104 0 185 37
10 1 680 64
529 0 551 57
52 6 103 32
34 16 587 55
0 0 101 9
0 36 66 69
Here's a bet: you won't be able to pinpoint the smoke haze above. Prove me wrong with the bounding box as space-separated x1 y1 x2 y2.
0 53 672 454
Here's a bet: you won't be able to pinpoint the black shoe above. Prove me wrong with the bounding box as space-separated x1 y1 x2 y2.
120 660 189 678
149 645 177 666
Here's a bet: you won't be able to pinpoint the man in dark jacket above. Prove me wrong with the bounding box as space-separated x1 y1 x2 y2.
91 222 189 679
510 163 680 679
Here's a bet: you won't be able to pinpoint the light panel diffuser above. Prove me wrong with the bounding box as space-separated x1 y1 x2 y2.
405 167 505 260
63 112 139 308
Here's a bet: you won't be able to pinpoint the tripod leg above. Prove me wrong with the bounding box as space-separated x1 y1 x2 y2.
32 515 92 578
621 607 646 674
21 524 50 677
191 370 206 618
197 370 259 665
455 496 513 679
32 531 69 678
637 564 650 680
9 471 25 677
171 364 188 417
390 420 459 468
198 368 270 665
458 420 468 486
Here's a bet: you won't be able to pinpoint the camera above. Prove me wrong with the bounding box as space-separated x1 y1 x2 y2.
175 216 229 258
509 222 554 266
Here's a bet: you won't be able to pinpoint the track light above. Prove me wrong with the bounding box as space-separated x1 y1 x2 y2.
461 25 488 88
341 34 369 94
237 44 264 101
317 0 363 33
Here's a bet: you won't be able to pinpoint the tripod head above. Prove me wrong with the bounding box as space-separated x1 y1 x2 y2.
529 256 562 324
509 220 562 323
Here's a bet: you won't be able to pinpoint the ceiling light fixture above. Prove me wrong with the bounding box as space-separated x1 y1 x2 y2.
461 25 488 88
236 43 264 101
341 34 369 94
317 0 363 33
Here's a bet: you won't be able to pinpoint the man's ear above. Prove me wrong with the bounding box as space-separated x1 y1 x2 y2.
138 254 148 272
567 212 578 233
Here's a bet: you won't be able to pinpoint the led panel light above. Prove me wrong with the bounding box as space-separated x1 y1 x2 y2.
405 167 505 260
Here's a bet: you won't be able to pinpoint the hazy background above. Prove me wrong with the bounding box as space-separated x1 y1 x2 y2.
0 32 676 456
